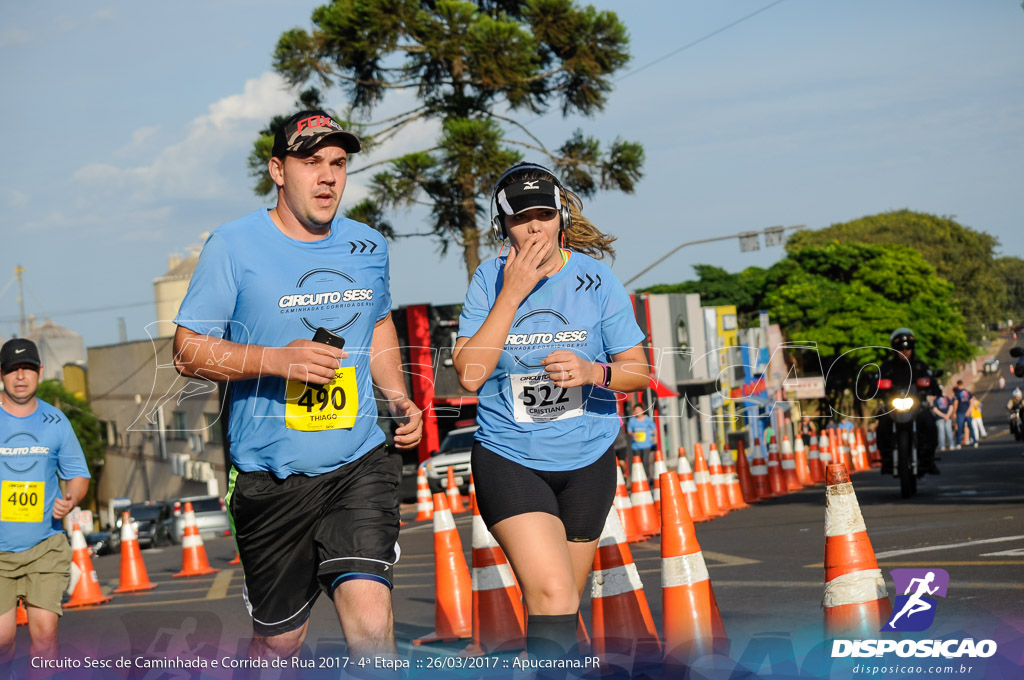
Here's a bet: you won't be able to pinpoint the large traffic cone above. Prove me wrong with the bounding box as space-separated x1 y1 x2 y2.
780 436 803 491
651 450 668 515
614 465 645 543
675 450 708 523
413 467 434 522
808 435 826 483
64 523 112 608
173 502 219 578
750 439 772 500
414 493 473 644
462 498 524 655
629 456 660 537
113 511 157 593
590 506 661 660
660 472 728 666
693 443 724 518
446 466 467 514
721 448 749 511
823 464 891 639
794 436 813 486
733 439 758 504
16 599 28 626
707 443 731 515
767 437 789 497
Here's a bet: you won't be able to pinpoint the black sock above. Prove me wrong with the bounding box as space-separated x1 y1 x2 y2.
526 612 578 659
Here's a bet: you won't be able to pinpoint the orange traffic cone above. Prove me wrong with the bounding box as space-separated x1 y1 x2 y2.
808 435 826 483
446 466 467 514
767 437 789 496
651 450 668 515
16 599 28 626
707 443 731 515
780 436 803 491
794 435 813 486
414 466 434 522
854 428 871 471
823 429 838 467
629 456 660 537
721 448 748 511
173 502 219 578
462 498 524 655
468 473 477 515
64 523 112 608
676 449 708 522
229 551 240 565
693 443 724 518
823 464 891 639
414 493 473 644
113 511 157 593
840 430 856 472
614 465 645 543
750 438 772 500
733 439 758 504
866 429 881 466
660 471 728 666
590 506 661 660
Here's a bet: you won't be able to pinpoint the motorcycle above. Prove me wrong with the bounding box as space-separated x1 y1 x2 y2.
877 375 936 499
1011 347 1024 441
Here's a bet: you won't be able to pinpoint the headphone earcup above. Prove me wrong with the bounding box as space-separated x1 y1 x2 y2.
559 191 571 234
491 215 506 241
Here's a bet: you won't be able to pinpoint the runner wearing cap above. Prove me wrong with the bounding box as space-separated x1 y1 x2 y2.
0 339 91 672
453 163 649 659
173 110 422 660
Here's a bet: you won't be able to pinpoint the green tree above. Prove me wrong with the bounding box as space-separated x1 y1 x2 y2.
35 380 105 510
995 255 1024 324
250 0 644 278
641 264 770 324
786 210 1003 340
763 242 972 413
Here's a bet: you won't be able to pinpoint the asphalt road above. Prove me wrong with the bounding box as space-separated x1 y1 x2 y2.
11 338 1023 678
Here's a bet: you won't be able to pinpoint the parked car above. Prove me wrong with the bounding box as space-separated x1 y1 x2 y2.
116 501 175 548
172 495 231 541
85 527 120 557
423 425 477 495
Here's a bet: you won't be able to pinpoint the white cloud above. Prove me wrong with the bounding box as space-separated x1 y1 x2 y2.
0 26 32 48
129 125 161 147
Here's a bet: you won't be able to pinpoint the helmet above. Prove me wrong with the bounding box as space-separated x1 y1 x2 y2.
1014 388 1022 400
890 328 916 351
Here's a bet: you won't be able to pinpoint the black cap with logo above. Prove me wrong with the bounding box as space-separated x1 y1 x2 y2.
0 338 42 372
272 110 361 159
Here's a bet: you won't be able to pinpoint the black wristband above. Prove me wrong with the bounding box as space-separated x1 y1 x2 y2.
601 363 612 387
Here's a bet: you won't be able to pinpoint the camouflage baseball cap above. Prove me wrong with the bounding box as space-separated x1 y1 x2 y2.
272 110 361 158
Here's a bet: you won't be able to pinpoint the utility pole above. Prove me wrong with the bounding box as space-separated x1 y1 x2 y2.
15 264 26 336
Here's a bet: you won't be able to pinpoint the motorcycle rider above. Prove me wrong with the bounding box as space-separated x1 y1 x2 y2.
876 328 941 476
1008 387 1023 439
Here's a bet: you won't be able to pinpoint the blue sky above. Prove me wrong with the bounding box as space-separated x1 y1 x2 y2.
1 1 1022 349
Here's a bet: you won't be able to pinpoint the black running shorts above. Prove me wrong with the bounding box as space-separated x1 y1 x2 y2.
227 444 401 637
471 442 616 542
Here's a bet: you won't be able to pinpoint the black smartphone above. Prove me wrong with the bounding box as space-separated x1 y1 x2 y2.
312 327 346 350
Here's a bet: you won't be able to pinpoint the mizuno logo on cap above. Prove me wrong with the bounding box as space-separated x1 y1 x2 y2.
522 181 539 190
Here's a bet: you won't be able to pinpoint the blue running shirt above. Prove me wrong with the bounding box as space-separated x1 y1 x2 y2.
1 401 90 553
458 253 645 471
175 209 391 477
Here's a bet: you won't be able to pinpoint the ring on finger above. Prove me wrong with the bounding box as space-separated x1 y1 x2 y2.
567 370 573 379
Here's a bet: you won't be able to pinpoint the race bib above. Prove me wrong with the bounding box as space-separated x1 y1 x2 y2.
633 431 647 443
285 367 359 431
510 372 584 423
1 481 45 523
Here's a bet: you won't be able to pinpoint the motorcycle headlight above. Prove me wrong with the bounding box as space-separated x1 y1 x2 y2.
891 397 915 411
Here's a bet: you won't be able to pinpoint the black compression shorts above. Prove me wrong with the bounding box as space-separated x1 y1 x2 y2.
471 442 616 542
227 444 401 637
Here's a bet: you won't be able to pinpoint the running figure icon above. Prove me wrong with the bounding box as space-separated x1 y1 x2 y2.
887 571 939 628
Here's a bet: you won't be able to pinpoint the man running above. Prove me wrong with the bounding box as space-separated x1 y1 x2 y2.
173 110 422 661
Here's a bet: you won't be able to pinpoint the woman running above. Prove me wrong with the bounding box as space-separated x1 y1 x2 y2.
453 163 649 658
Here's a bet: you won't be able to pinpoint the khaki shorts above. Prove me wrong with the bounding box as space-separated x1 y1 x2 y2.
0 533 72 616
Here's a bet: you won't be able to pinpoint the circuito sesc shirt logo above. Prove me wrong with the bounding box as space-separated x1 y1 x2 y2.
881 568 950 632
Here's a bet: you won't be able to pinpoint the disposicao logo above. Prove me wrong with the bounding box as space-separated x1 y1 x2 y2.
832 568 998 659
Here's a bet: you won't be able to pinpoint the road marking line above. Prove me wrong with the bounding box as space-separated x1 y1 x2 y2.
205 569 234 600
702 551 761 566
979 548 1024 557
632 574 1024 590
873 534 1024 559
805 561 1024 568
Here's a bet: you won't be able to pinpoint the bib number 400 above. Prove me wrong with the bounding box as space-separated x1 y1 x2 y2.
520 384 570 408
6 490 39 507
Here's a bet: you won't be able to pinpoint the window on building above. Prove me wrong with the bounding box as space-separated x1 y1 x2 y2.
170 411 188 440
204 412 223 445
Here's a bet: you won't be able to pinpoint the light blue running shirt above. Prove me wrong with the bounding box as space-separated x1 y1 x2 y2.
175 209 391 477
458 252 644 471
1 402 90 553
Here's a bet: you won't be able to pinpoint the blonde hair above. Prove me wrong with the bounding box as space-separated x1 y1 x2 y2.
562 189 616 259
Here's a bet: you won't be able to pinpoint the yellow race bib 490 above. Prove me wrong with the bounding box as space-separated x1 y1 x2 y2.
1 481 45 523
285 367 359 431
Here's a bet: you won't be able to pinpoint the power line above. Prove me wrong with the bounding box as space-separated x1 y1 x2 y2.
615 0 788 83
0 300 152 324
